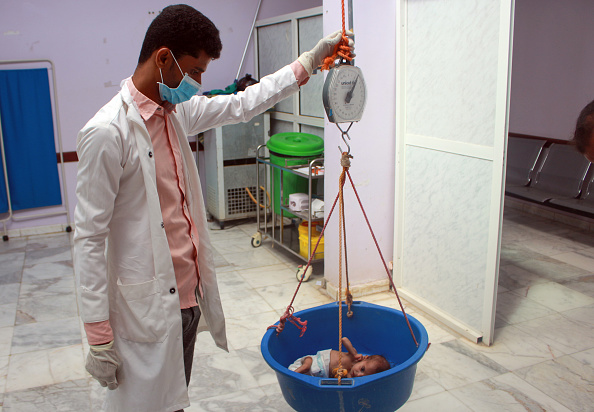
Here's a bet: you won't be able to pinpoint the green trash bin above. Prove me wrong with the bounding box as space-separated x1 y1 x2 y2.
266 132 324 218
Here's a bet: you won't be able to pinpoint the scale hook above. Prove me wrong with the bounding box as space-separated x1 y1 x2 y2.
336 122 354 155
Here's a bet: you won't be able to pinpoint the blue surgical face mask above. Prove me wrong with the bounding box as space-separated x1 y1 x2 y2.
158 52 202 104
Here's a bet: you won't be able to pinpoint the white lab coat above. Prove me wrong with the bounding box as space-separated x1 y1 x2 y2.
73 65 299 412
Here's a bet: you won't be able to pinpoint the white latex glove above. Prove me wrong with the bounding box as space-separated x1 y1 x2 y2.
85 341 121 390
297 29 355 76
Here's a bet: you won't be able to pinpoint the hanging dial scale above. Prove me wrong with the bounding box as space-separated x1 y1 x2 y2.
322 61 367 124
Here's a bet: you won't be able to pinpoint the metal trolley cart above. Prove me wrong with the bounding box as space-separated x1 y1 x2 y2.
251 143 324 281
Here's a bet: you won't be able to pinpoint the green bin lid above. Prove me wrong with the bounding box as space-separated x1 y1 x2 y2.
266 132 324 156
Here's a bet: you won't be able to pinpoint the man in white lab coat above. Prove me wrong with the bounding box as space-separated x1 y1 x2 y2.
73 4 352 411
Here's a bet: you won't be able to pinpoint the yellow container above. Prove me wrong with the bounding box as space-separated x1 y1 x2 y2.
298 222 324 259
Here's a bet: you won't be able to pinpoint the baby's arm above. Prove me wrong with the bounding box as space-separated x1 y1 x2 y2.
294 356 313 374
341 337 363 362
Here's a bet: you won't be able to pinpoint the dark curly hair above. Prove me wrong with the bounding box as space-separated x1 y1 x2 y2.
368 355 391 374
137 4 222 65
573 99 594 154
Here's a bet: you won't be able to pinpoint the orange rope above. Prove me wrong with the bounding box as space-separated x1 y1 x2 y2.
341 0 346 33
320 0 353 71
335 166 346 383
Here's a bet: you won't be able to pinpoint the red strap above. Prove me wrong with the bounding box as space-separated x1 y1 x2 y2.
267 306 308 337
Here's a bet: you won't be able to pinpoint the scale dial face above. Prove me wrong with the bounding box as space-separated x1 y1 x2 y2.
322 64 367 123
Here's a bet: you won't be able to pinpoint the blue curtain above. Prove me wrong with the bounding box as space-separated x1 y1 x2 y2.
0 68 62 213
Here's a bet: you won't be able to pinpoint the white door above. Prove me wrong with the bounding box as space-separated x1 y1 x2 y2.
394 0 515 345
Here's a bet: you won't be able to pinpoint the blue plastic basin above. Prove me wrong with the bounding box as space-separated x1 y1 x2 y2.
261 301 429 412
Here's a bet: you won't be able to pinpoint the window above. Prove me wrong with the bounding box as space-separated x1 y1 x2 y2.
255 7 324 139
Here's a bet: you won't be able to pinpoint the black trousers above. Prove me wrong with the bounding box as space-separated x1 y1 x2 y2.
180 305 201 386
174 306 201 412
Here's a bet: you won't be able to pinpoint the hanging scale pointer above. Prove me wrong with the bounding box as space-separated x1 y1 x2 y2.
322 60 367 153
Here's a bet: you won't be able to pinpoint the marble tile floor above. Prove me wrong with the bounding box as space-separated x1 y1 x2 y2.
0 207 593 411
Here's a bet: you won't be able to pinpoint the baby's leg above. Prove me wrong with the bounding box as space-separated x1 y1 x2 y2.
294 356 313 374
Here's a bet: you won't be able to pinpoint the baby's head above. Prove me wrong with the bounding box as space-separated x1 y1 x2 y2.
349 355 390 377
